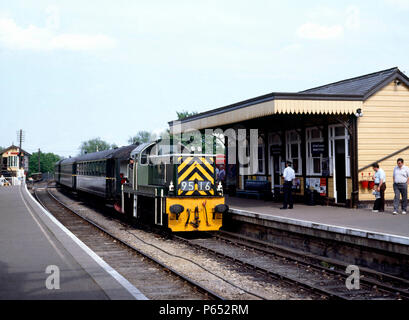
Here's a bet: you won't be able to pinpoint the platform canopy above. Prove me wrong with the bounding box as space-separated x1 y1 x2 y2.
170 67 409 133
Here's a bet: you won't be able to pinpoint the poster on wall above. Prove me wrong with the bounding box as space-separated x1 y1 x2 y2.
306 178 327 196
306 178 320 191
292 178 301 192
319 178 327 196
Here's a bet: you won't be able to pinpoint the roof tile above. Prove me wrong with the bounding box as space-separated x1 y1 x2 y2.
300 67 398 95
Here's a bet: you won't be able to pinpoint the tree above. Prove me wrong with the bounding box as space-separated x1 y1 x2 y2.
128 131 157 145
79 138 116 155
176 110 198 120
28 152 61 175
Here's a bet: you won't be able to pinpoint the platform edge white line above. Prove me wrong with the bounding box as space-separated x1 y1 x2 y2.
24 184 148 300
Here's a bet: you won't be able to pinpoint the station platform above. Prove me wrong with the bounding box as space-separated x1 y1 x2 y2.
227 196 409 243
0 185 147 300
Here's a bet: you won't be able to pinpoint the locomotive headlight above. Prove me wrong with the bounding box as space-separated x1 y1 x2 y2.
214 204 229 214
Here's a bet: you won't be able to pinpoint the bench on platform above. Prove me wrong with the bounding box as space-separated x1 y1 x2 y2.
236 180 271 200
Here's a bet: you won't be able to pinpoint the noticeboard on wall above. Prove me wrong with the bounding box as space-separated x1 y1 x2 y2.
270 146 282 155
311 142 325 156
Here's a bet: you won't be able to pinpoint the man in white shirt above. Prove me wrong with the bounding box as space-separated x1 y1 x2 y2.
393 158 409 215
281 161 295 210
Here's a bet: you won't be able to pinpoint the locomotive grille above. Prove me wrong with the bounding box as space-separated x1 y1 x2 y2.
177 156 215 196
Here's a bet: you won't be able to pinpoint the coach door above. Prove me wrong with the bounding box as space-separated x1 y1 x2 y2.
72 163 77 189
329 125 350 204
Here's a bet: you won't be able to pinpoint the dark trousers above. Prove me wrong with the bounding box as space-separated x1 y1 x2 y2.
373 183 386 211
283 181 293 208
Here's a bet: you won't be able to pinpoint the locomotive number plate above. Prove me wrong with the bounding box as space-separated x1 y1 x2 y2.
180 180 212 191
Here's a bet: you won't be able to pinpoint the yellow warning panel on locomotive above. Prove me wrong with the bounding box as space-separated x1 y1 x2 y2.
177 156 215 196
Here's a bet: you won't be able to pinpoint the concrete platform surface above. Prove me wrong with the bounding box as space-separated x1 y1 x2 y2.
0 185 147 300
227 196 409 244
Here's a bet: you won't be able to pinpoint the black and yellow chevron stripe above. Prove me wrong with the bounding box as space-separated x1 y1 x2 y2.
177 156 215 196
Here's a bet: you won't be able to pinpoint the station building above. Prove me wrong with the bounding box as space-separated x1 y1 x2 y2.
0 145 31 177
170 67 409 208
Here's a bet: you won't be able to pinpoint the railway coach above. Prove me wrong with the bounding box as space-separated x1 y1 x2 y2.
55 145 135 200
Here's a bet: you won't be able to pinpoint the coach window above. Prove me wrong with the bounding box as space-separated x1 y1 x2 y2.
306 127 324 175
286 130 302 175
101 162 104 176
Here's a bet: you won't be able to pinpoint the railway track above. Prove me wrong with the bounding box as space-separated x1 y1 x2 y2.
214 231 409 299
173 230 408 300
36 182 408 300
42 184 322 300
33 185 223 300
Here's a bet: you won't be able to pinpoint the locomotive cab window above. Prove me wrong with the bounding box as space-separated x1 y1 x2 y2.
140 145 154 165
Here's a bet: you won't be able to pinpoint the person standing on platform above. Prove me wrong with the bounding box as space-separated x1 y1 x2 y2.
372 163 386 212
392 158 409 215
281 161 295 210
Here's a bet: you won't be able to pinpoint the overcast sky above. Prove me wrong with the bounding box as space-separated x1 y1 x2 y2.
1 0 408 157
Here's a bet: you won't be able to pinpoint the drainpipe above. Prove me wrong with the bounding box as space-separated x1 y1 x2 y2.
351 115 359 208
